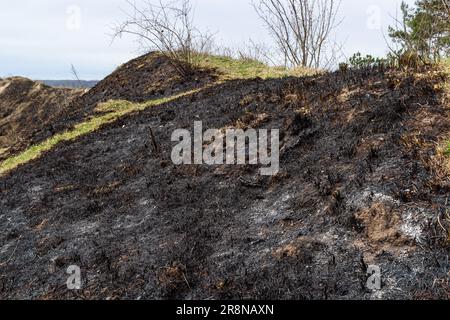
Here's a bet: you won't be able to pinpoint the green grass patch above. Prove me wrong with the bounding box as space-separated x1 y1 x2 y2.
0 89 198 176
439 58 450 77
195 54 317 80
442 57 450 67
445 141 450 156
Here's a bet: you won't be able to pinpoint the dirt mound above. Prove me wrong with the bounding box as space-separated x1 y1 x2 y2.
0 66 449 300
0 53 216 161
51 52 216 135
0 77 82 161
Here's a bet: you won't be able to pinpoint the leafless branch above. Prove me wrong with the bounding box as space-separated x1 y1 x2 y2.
252 0 342 69
113 0 214 78
70 64 82 88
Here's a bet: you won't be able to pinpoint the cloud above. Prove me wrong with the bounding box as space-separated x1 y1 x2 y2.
0 0 415 80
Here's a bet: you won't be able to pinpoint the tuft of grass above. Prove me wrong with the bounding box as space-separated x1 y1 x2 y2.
444 141 450 157
0 89 198 176
442 57 450 70
195 54 317 80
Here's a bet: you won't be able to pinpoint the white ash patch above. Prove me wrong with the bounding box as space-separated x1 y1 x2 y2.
347 187 401 211
349 187 430 244
114 203 157 230
400 208 429 244
138 199 152 207
249 193 292 225
370 192 400 205
0 241 16 256
72 220 99 236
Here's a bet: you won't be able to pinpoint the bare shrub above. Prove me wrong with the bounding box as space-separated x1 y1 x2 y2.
236 39 279 66
113 0 214 78
252 0 342 69
70 64 82 88
442 0 450 16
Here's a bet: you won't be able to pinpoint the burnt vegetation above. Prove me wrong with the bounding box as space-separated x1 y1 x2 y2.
0 59 449 299
0 0 449 300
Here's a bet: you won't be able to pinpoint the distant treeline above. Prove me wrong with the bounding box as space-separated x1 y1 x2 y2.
39 80 99 89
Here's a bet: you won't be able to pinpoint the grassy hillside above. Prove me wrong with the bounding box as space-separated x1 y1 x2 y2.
196 54 317 80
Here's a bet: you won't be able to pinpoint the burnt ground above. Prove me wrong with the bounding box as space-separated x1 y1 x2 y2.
0 67 449 299
0 53 215 161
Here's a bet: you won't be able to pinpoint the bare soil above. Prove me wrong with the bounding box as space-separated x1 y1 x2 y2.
0 77 82 161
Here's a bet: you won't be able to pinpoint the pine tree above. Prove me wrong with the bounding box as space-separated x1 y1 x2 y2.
389 0 450 62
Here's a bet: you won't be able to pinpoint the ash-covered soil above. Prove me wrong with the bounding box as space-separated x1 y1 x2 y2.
50 52 216 143
0 53 215 161
0 66 449 299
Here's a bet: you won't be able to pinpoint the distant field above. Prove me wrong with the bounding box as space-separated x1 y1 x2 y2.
38 79 99 88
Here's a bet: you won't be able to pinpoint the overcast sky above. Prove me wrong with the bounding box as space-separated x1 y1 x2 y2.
0 0 415 80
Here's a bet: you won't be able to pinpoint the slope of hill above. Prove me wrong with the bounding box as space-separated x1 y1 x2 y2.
58 52 217 127
0 57 449 299
0 53 314 175
0 77 83 161
0 53 218 163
